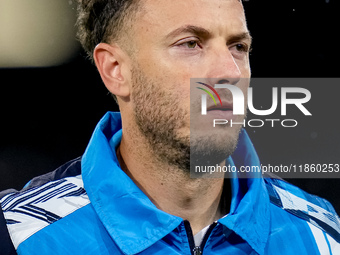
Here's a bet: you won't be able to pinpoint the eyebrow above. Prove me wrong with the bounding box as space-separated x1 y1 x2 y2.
165 25 212 40
227 32 252 45
165 25 252 44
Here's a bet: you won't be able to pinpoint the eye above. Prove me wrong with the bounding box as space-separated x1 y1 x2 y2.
185 41 198 49
229 43 252 59
234 43 249 52
175 39 201 49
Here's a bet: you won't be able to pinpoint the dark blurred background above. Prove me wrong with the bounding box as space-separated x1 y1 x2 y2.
1 0 340 212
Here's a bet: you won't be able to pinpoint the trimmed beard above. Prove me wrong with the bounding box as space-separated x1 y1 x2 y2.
131 64 242 174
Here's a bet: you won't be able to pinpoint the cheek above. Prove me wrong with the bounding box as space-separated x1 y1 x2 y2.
162 69 192 101
241 60 251 78
234 56 251 76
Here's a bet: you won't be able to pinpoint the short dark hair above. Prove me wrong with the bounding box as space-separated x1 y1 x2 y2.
76 0 140 60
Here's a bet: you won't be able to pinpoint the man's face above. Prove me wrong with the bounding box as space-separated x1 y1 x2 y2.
128 0 251 170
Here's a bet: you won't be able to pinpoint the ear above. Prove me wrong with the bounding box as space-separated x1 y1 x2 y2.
93 43 131 98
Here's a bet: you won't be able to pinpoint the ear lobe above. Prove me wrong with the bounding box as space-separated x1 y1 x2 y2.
93 43 130 97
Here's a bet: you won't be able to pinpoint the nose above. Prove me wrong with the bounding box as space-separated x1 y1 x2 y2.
206 47 241 86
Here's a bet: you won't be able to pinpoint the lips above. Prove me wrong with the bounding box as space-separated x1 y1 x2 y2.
204 101 235 120
207 102 233 112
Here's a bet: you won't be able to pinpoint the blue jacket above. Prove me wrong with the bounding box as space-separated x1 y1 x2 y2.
1 112 340 255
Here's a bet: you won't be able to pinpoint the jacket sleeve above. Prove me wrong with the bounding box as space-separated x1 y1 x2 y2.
0 201 17 255
0 157 82 255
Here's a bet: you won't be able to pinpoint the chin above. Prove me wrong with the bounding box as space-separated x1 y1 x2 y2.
190 125 240 165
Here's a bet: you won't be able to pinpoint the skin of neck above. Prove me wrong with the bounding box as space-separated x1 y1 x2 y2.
118 114 228 235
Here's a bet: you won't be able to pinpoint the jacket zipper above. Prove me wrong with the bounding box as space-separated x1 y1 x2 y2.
193 246 202 255
184 220 217 255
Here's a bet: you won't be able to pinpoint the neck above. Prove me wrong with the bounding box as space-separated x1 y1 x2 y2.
118 129 230 235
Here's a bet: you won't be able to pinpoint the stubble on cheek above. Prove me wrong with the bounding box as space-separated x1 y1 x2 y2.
131 66 247 173
131 65 191 170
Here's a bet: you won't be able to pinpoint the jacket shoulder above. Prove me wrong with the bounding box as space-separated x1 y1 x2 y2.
0 157 84 253
264 177 340 243
22 156 82 190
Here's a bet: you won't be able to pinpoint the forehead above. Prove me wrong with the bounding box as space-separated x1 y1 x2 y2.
136 0 247 36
